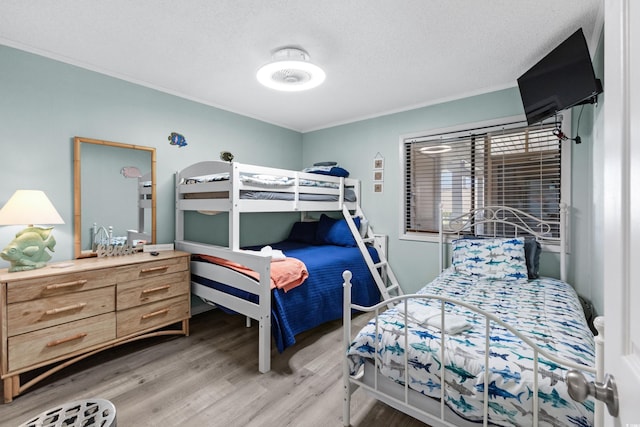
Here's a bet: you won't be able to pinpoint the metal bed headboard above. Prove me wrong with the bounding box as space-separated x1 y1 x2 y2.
438 204 567 281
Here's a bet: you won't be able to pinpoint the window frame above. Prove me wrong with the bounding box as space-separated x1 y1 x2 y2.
398 114 572 247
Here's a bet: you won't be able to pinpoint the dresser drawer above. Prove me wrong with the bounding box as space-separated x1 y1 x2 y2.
117 271 189 310
7 286 115 337
7 270 116 304
8 313 116 372
115 256 188 282
116 295 189 338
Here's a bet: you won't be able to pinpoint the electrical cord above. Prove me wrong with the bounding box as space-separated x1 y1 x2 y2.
573 104 584 144
552 105 584 143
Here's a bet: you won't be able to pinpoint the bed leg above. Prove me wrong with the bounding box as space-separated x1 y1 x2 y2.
258 315 270 373
343 383 351 427
245 316 251 328
342 270 353 426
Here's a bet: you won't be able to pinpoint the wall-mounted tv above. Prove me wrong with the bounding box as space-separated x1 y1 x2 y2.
517 28 603 126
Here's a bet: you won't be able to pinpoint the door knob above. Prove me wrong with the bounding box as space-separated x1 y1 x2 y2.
566 369 619 417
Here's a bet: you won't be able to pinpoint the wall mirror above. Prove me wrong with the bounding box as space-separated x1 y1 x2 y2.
74 136 156 258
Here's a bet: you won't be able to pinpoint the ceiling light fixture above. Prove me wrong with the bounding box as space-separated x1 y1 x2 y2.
419 145 452 154
256 47 326 92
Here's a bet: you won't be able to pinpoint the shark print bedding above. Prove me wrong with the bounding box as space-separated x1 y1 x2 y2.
346 268 596 426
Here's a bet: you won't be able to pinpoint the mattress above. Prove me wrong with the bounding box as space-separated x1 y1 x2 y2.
182 188 356 202
240 188 356 201
182 172 342 188
347 269 596 426
181 171 357 202
193 240 381 352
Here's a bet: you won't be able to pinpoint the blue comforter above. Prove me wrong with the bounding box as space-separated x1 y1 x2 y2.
194 240 381 352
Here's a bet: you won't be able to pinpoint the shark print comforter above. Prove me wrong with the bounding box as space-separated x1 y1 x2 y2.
347 269 595 427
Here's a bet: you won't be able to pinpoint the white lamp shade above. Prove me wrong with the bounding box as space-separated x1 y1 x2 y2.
0 190 64 226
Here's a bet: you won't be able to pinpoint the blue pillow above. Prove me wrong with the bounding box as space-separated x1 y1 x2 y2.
524 237 542 279
310 166 350 178
316 214 360 247
288 221 318 244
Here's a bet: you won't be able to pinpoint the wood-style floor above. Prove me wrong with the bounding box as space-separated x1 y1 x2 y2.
1 308 429 427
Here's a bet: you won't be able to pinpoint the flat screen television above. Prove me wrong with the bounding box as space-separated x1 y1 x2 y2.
517 28 603 125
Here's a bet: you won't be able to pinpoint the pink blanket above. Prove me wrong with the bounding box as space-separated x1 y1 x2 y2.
195 254 309 292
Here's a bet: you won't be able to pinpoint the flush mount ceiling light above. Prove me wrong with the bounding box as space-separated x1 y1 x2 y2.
256 47 326 92
419 145 452 154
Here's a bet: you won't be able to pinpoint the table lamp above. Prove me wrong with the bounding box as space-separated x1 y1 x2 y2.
0 190 65 272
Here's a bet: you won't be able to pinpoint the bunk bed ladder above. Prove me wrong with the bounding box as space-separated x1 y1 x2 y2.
342 205 403 304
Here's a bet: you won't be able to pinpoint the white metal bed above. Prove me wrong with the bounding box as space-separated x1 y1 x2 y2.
342 205 604 427
174 161 373 373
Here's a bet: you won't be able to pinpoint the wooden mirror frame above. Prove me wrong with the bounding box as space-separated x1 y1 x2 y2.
73 136 156 258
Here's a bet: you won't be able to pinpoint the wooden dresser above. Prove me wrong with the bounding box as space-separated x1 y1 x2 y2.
0 250 190 403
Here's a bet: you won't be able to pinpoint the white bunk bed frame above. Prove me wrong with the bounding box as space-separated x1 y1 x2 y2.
174 161 401 373
175 161 360 250
342 205 606 427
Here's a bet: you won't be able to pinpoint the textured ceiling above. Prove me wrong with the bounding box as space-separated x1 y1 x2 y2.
0 0 603 132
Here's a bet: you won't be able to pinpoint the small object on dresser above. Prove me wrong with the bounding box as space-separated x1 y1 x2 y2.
150 251 159 256
143 243 175 252
96 244 137 257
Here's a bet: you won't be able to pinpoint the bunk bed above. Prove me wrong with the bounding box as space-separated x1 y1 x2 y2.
343 205 604 427
175 161 386 373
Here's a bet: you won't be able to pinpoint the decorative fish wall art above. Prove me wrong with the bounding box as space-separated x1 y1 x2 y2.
120 166 142 178
220 151 234 162
168 132 187 147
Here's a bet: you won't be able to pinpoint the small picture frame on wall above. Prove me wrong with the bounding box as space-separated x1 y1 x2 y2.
373 182 384 193
373 170 384 182
373 157 384 170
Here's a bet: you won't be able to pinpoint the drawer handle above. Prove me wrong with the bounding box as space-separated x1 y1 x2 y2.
45 302 87 315
142 285 171 294
140 266 169 273
46 333 88 347
141 308 170 320
45 280 88 290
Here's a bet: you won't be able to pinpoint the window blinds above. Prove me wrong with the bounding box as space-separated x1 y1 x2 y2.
404 121 562 236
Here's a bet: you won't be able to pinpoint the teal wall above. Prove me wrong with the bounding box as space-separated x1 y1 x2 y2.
0 45 302 267
303 88 599 301
0 43 602 314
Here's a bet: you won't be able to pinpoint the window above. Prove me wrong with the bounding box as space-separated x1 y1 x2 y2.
402 116 568 239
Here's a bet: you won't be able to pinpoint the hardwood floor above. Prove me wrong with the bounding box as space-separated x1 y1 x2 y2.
1 309 429 427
